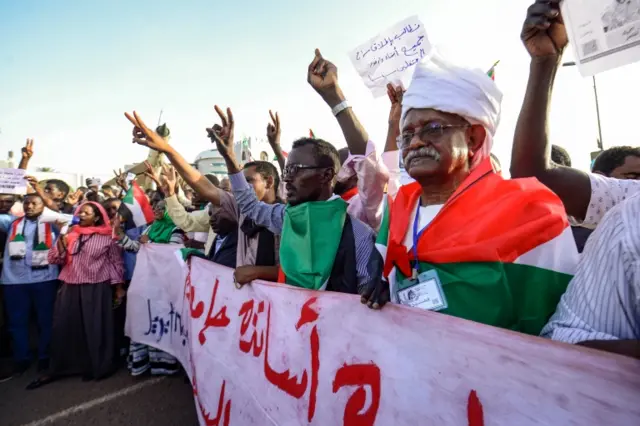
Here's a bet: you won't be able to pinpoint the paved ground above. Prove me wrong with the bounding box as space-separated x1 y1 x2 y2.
0 361 199 426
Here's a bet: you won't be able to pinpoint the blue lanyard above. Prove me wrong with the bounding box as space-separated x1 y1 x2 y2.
412 205 427 277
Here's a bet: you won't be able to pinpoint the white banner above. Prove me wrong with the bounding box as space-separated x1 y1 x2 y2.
127 245 640 426
563 0 640 76
349 16 430 97
0 168 27 195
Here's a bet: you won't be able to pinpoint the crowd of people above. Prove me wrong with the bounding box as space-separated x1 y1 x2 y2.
1 0 639 393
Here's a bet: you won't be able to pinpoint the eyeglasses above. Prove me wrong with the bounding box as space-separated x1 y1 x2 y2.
282 164 329 178
396 123 470 150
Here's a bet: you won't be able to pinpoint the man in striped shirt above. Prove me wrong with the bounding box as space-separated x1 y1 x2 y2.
518 1 639 357
540 192 640 358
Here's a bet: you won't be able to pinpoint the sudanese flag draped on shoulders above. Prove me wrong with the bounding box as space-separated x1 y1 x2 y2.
376 158 579 335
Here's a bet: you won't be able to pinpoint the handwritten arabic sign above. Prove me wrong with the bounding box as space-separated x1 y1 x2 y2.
349 16 430 97
0 168 27 195
127 244 640 426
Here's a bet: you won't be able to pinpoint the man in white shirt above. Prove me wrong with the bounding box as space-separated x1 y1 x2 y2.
519 0 639 358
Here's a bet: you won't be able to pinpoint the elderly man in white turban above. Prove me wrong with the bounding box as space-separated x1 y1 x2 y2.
375 52 579 335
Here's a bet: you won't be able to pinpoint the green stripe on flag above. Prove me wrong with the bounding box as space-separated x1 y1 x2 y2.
398 261 572 335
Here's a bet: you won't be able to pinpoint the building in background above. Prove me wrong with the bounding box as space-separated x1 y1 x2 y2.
194 148 228 176
194 137 279 179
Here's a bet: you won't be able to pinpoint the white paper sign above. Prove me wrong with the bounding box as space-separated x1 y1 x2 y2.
127 245 640 426
0 168 27 195
563 0 640 76
349 16 430 97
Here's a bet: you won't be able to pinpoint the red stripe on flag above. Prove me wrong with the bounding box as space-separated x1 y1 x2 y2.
44 223 52 248
10 219 20 240
467 390 484 426
131 181 155 223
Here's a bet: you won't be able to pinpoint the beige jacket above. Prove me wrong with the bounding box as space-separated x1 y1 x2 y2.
165 195 216 254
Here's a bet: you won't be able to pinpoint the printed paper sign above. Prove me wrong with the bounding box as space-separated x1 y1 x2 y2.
0 168 27 195
349 16 431 97
127 244 640 426
563 0 640 76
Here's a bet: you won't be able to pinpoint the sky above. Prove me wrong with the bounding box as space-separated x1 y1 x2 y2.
0 0 637 177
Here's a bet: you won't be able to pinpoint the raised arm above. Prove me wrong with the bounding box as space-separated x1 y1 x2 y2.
308 49 368 155
511 0 591 220
124 111 223 206
163 167 211 233
25 176 59 212
18 139 34 170
382 83 404 198
266 111 286 172
207 106 286 234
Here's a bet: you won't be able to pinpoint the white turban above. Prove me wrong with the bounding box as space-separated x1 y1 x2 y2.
401 51 503 169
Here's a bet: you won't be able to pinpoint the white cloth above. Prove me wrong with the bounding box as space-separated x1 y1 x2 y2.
336 141 390 231
576 173 640 228
401 51 503 169
541 192 640 343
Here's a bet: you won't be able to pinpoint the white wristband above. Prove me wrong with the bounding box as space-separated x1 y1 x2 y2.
331 100 350 117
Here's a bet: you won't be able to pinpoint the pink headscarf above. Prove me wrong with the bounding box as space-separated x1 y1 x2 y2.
65 201 112 264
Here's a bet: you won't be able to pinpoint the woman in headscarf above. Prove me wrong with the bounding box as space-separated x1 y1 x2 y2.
115 199 185 376
27 202 124 389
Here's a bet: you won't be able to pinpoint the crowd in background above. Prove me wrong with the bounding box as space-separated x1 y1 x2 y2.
1 0 639 392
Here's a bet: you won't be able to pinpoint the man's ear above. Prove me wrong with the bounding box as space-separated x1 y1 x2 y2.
265 175 275 190
321 167 336 185
466 124 486 158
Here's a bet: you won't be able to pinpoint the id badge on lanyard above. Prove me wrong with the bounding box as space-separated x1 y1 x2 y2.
396 205 448 312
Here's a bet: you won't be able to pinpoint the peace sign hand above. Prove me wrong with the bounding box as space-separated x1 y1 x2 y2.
143 160 161 186
113 168 128 191
386 83 405 127
160 164 178 197
266 110 281 148
66 189 83 206
125 111 171 153
206 105 235 157
22 139 34 160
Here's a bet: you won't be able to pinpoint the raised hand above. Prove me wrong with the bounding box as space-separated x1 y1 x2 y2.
266 110 281 147
160 164 178 197
143 160 161 186
66 189 83 206
24 175 40 191
307 48 339 98
206 105 235 157
387 83 404 127
125 111 172 153
22 139 34 160
521 0 567 58
113 168 128 191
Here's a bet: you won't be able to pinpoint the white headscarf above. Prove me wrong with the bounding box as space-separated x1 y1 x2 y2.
401 51 503 169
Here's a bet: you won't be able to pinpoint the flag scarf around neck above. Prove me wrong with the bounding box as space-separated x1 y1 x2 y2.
119 181 154 230
279 197 348 290
401 51 502 170
8 217 52 267
146 212 177 243
376 158 579 335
